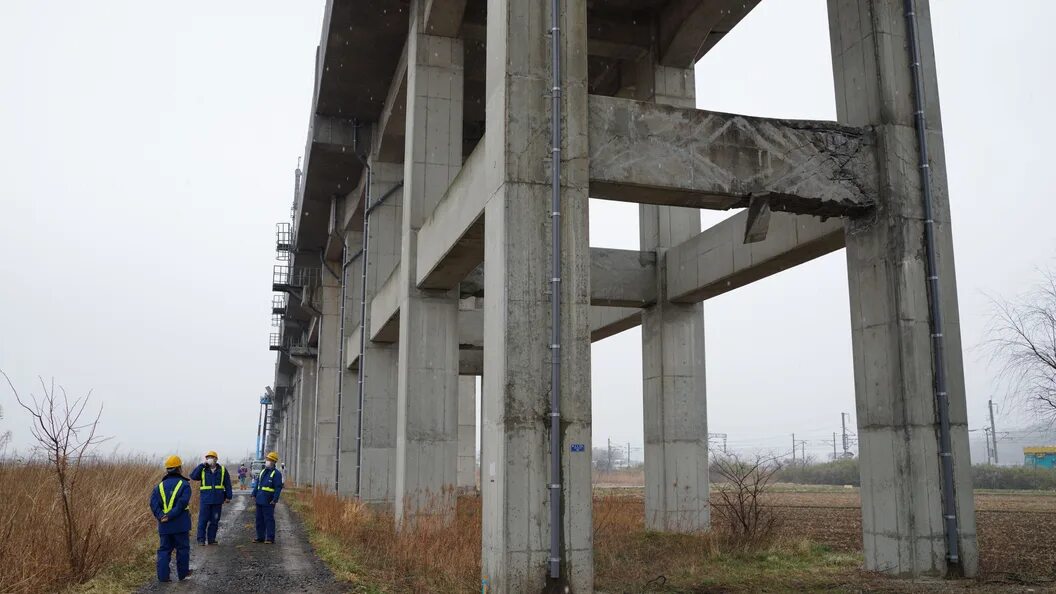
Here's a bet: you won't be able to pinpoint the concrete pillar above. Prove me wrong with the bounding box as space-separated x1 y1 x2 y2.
296 359 317 486
395 0 463 524
313 267 341 490
828 0 977 577
285 375 299 482
480 0 592 590
337 228 362 496
624 54 710 533
457 376 477 491
358 161 404 504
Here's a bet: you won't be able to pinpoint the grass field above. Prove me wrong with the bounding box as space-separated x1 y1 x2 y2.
296 485 1056 593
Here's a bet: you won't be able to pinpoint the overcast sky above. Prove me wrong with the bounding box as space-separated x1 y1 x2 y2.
2 1 1054 466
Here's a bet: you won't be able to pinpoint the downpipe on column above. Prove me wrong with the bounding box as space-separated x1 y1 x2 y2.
335 242 347 493
547 0 564 583
903 0 961 571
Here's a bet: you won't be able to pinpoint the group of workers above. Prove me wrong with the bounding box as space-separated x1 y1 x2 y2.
149 450 284 582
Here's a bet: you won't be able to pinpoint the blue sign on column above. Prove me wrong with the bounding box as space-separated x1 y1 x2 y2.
571 444 585 452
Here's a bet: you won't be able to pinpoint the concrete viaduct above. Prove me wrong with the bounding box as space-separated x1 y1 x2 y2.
264 0 977 590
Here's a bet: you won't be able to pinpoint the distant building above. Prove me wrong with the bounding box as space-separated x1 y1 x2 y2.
1023 446 1056 469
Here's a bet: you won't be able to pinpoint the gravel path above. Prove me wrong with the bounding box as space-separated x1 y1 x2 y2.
138 490 342 593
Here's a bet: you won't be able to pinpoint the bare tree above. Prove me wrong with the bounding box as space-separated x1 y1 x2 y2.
986 268 1056 423
712 453 783 550
1 371 109 578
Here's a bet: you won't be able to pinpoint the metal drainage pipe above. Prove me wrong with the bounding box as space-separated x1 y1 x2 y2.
547 0 564 581
903 0 960 569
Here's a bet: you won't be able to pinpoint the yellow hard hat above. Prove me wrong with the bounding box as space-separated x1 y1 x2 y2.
164 455 182 469
265 451 279 462
205 451 218 458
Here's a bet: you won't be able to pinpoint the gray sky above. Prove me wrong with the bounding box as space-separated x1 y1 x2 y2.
2 1 1054 465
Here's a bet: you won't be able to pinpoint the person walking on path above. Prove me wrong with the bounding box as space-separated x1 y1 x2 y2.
149 455 193 583
252 451 284 544
189 450 232 545
237 463 249 489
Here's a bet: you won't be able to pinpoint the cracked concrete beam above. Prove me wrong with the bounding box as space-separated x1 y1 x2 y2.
666 210 845 304
588 95 878 218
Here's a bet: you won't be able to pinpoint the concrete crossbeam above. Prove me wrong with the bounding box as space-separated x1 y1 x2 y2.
588 95 878 217
424 0 469 37
370 263 401 342
415 146 491 290
375 42 409 163
590 248 657 307
666 212 845 304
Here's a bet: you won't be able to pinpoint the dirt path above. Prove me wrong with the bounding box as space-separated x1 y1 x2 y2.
138 490 342 593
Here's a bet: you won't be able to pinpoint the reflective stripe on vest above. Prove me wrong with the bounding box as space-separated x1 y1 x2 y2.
159 480 184 514
259 469 276 492
200 465 226 490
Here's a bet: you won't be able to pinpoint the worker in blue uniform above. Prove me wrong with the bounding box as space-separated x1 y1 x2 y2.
149 455 193 583
252 451 284 543
189 450 232 545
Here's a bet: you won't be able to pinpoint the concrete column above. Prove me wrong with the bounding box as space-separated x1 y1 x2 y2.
457 376 477 490
337 227 362 496
625 55 709 533
285 375 299 483
828 0 977 577
296 359 317 485
480 0 592 590
313 267 341 490
395 0 463 524
358 161 404 504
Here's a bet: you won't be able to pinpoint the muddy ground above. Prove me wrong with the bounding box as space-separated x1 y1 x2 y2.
138 491 342 593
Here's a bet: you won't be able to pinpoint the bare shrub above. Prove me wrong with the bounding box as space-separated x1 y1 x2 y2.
711 453 783 551
985 268 1056 423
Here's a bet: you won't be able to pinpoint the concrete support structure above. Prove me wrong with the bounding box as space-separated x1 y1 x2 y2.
457 376 477 491
314 266 341 489
394 0 463 524
622 52 710 534
295 359 317 485
357 161 404 504
480 0 593 589
828 0 977 577
265 0 977 585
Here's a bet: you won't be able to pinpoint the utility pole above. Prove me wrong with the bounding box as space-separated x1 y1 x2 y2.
607 437 613 471
841 412 851 458
983 427 993 465
626 442 631 467
989 399 999 464
801 440 806 462
792 433 796 463
833 432 838 461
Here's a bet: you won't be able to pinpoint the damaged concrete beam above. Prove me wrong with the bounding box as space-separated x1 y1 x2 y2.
588 95 877 218
666 211 845 304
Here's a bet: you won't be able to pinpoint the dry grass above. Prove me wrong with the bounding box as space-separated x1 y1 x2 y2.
0 459 191 594
292 488 480 592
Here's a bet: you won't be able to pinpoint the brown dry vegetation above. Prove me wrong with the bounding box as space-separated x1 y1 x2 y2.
0 460 195 594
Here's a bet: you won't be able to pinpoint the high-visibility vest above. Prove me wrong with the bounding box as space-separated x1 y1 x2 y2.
200 465 226 490
159 480 186 514
259 469 277 492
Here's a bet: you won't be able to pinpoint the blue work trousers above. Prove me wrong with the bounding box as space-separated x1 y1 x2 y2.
196 503 223 543
156 531 190 582
255 504 276 541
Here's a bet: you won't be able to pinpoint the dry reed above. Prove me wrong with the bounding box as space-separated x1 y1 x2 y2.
0 458 196 594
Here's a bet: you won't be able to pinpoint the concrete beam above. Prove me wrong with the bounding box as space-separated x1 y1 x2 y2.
370 263 401 343
415 146 492 290
590 247 656 307
375 42 409 163
588 95 877 217
424 0 468 37
462 10 651 61
666 212 845 304
658 0 760 67
590 306 642 342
